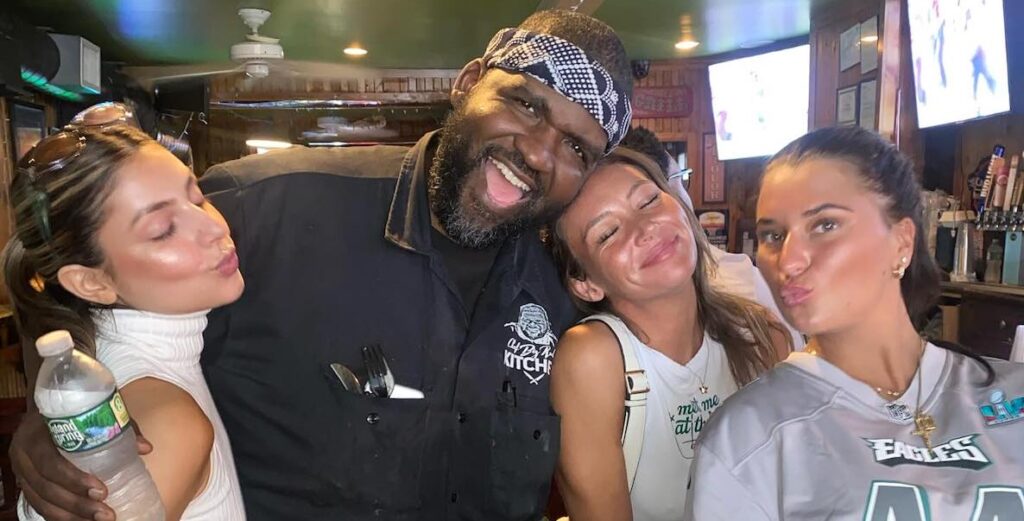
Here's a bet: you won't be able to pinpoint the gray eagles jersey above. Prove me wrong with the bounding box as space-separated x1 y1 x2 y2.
685 344 1024 521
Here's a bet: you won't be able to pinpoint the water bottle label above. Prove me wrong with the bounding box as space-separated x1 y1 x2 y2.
46 391 132 453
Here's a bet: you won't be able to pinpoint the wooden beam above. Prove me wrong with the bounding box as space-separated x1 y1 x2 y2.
876 0 902 142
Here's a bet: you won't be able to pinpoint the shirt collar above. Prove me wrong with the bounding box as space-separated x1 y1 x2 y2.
783 343 948 423
384 130 436 253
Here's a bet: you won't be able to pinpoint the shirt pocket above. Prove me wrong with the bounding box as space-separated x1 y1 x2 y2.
485 405 561 520
316 366 428 518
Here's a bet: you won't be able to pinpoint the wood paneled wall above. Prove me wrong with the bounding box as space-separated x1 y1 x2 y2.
809 0 924 171
0 94 58 305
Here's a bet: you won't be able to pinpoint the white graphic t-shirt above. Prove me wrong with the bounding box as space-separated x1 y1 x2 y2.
627 324 738 521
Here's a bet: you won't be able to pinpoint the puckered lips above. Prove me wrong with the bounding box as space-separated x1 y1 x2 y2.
215 246 239 277
779 283 812 307
482 155 536 211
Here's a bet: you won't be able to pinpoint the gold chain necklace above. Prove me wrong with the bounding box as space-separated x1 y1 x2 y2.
679 355 711 394
911 350 937 449
806 339 936 448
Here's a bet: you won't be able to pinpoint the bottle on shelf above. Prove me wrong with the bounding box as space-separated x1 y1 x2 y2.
984 238 1004 284
978 145 1006 215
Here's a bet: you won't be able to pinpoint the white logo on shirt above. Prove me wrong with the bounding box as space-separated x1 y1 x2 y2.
884 402 914 422
503 304 558 385
865 434 991 470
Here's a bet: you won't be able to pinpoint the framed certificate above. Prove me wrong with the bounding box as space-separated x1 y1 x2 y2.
836 85 859 126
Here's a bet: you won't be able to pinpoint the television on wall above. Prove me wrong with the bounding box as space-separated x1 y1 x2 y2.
907 0 1011 128
707 44 810 161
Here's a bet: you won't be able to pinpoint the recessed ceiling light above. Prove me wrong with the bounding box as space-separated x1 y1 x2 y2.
675 40 700 50
344 46 368 56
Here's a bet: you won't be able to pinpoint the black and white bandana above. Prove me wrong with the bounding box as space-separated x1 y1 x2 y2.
483 28 632 153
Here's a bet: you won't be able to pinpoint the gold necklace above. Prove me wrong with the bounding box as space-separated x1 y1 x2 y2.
808 340 936 448
805 344 911 400
911 344 936 449
677 329 710 394
680 355 711 394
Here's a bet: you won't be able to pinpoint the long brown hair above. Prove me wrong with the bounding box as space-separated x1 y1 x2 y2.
549 147 788 385
2 126 153 356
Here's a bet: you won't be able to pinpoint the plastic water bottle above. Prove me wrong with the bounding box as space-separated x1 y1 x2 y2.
34 330 165 520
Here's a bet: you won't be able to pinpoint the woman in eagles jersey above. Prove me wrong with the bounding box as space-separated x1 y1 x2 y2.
548 147 790 521
686 126 1024 520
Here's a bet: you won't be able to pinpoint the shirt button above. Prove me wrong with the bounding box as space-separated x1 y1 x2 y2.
450 492 458 503
373 508 384 516
457 412 467 423
366 412 380 425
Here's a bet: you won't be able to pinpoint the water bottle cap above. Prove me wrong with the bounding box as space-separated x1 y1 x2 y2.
994 145 1006 157
36 330 75 357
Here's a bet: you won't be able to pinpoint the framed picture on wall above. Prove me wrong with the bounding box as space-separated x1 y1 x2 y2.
9 101 47 162
702 132 726 204
836 85 859 126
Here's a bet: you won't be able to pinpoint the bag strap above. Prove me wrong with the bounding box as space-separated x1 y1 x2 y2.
581 314 649 491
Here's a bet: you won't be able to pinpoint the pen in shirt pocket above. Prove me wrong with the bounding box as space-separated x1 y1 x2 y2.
501 377 518 408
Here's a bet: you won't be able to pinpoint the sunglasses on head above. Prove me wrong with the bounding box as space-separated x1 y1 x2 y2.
22 101 142 183
20 130 88 184
19 111 140 242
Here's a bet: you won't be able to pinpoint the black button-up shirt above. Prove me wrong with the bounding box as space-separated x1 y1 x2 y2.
199 131 577 520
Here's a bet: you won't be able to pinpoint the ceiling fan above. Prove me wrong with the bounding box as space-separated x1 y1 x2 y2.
121 8 374 87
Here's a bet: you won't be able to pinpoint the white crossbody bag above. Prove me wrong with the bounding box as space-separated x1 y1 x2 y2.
581 314 650 491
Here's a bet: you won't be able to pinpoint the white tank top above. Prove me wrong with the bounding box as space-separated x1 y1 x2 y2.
599 315 738 521
95 309 246 520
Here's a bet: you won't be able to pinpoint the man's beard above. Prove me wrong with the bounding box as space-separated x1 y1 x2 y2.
428 108 559 249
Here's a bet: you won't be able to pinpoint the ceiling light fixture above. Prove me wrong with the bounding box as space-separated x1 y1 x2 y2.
860 35 879 43
246 139 293 149
675 14 699 52
344 46 368 56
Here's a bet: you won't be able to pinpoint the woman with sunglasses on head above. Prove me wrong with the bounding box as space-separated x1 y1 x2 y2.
548 147 790 521
686 127 1024 520
5 124 246 521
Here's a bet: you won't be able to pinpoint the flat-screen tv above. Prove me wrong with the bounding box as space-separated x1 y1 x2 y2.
707 45 809 161
908 0 1011 128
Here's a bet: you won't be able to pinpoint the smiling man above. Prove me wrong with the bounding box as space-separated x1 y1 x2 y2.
9 9 632 521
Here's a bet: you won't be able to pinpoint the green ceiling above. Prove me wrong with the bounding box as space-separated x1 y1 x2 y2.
10 0 828 69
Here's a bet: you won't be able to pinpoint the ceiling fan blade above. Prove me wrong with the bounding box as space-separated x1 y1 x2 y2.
275 60 380 80
122 63 245 86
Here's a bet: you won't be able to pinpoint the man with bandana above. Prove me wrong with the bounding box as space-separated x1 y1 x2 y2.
10 10 632 521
